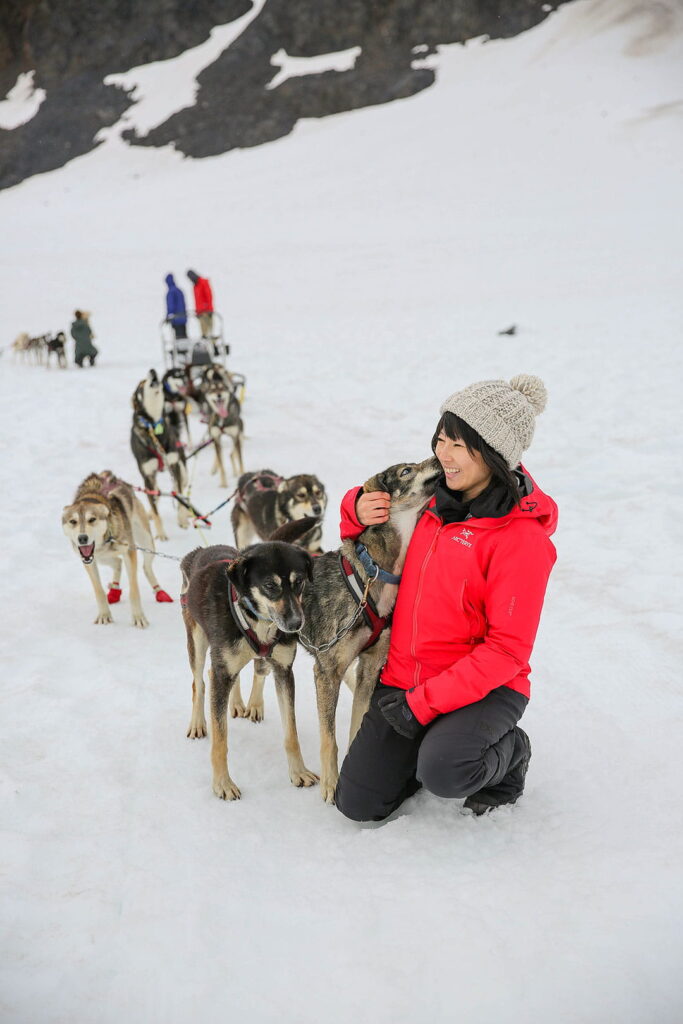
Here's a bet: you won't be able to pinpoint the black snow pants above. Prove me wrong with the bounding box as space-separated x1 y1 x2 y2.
335 683 528 822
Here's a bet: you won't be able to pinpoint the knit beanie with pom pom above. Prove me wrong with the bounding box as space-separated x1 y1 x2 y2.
439 374 548 468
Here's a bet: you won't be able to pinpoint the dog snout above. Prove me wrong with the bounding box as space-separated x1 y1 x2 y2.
312 504 322 516
77 533 89 545
282 611 304 633
279 599 305 633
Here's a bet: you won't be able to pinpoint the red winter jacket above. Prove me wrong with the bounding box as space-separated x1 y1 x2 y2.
193 277 214 314
339 468 558 725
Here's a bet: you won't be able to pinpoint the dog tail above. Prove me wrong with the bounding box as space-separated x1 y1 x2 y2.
270 517 320 545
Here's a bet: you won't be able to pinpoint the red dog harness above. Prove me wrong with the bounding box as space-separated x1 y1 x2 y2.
339 553 390 651
180 558 280 658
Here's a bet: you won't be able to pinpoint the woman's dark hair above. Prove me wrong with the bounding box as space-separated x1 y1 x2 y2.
431 411 521 508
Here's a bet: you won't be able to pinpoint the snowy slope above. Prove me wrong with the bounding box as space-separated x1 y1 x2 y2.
1 1 682 1021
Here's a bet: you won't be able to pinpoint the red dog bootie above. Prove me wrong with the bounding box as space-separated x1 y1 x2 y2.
107 584 122 604
155 587 173 603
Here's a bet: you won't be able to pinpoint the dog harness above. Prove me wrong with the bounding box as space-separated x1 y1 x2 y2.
181 558 280 657
339 552 391 651
237 471 284 510
227 584 282 658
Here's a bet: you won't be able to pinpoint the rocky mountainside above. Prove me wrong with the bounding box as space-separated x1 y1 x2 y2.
0 0 569 191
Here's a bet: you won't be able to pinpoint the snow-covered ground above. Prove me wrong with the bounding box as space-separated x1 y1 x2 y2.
1 1 682 1021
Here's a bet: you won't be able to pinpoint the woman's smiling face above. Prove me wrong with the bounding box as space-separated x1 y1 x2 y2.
434 432 493 501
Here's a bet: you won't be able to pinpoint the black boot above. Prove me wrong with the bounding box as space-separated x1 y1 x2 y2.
464 727 531 816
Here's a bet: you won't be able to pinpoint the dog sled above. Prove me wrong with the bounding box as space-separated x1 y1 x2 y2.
160 310 229 370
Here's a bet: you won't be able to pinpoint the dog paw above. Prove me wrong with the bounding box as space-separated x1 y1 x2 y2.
94 610 113 624
177 517 189 530
187 718 207 739
155 589 173 603
213 775 241 800
229 700 247 718
107 586 122 604
156 530 169 542
131 612 149 629
246 703 264 723
320 777 338 804
290 768 319 788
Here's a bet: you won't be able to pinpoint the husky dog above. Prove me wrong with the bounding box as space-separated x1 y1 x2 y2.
296 456 441 802
130 369 189 540
232 469 327 553
62 471 172 628
46 331 67 369
202 373 244 486
161 367 190 443
181 538 316 800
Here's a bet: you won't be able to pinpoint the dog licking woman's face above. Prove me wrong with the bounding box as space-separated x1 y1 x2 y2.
434 432 492 501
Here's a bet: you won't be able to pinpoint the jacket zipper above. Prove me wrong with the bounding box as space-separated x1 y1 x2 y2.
411 523 444 686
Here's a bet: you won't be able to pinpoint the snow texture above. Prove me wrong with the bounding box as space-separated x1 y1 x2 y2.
0 71 46 129
1 1 682 1021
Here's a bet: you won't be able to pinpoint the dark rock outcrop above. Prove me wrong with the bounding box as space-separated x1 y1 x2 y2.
0 0 570 191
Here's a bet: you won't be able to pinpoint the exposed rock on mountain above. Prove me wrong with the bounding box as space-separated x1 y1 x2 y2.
0 0 569 191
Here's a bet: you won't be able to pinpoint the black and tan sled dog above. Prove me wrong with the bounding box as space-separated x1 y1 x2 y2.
231 469 327 553
181 535 316 800
130 369 189 540
62 471 172 628
294 456 441 802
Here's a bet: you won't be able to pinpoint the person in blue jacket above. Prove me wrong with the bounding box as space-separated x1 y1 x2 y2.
165 274 187 340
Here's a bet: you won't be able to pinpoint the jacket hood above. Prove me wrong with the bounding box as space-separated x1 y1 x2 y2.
165 274 176 286
187 270 199 283
429 465 557 537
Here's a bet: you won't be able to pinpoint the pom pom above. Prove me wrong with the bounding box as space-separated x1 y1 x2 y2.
155 589 173 603
509 374 547 415
107 586 122 604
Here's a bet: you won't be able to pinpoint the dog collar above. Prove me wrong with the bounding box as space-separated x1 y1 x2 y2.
228 582 280 658
138 414 165 436
239 593 271 621
354 543 402 585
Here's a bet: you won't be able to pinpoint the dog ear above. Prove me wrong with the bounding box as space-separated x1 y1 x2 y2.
225 553 250 591
302 550 314 581
278 480 289 493
363 471 389 494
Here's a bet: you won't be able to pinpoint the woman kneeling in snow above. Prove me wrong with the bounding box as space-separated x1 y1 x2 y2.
335 375 558 821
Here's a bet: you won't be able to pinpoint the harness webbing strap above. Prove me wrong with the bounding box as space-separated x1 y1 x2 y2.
339 554 389 651
237 471 285 510
228 582 280 657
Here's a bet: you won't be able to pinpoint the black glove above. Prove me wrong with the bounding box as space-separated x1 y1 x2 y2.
377 686 424 740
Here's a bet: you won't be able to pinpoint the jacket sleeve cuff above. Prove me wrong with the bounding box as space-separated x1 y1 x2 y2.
406 686 436 726
339 487 365 540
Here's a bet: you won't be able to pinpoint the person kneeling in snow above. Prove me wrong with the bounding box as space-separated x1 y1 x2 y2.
335 375 558 821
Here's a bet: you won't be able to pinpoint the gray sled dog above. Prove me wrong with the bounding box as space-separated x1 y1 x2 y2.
181 534 316 800
62 471 170 628
130 369 190 540
231 469 327 553
201 371 244 486
295 456 440 802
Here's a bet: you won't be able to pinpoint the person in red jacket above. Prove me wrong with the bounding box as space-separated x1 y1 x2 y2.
187 269 214 339
335 374 557 821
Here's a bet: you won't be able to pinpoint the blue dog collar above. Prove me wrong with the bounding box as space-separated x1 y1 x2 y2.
355 543 402 585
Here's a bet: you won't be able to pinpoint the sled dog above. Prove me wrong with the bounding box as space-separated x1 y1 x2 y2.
295 456 440 802
202 373 244 486
62 471 171 628
181 535 316 800
232 469 327 553
130 368 189 540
